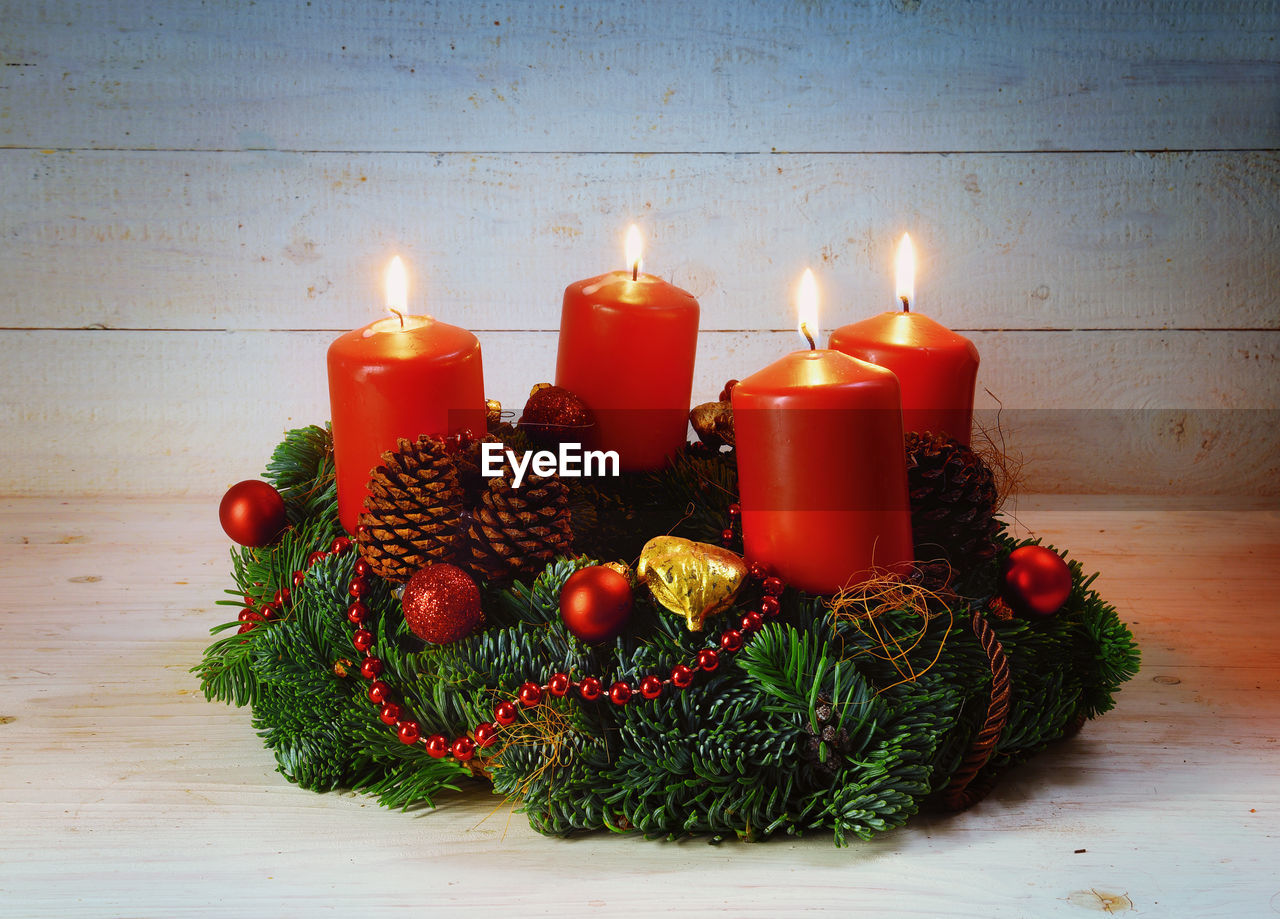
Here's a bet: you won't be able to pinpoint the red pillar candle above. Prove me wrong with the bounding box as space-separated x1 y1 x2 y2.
732 270 913 594
828 234 979 445
327 257 486 533
554 225 699 470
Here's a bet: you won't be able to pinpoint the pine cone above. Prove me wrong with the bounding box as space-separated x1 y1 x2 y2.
355 436 468 583
801 697 851 779
904 432 1000 578
469 459 572 582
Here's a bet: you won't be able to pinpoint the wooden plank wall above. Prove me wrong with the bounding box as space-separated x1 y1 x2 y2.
1 0 1277 499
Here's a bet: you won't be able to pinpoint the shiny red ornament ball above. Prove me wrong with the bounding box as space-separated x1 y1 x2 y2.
639 675 664 700
608 681 633 705
670 664 695 688
1001 545 1073 618
578 676 603 701
559 566 633 644
396 720 420 745
425 734 449 758
547 673 571 697
519 384 596 448
218 480 287 547
451 737 477 761
402 564 483 644
493 701 519 726
518 681 543 708
474 722 499 748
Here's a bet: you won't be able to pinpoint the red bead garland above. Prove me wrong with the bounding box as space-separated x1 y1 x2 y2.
245 513 785 768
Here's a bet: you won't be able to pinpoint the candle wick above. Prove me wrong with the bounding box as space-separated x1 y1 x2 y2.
900 296 910 313
632 262 639 281
800 322 817 351
390 307 405 328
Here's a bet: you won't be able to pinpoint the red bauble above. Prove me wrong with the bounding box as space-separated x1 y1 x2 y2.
519 384 596 448
402 564 483 644
559 566 633 644
218 480 287 547
1001 545 1073 618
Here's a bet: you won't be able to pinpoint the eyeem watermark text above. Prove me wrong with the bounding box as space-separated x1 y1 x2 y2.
481 442 620 488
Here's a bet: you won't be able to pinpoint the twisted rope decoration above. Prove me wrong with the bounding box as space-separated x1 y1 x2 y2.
942 607 1012 810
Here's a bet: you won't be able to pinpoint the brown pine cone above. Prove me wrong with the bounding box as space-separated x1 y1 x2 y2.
468 458 572 582
905 432 1000 579
355 436 468 583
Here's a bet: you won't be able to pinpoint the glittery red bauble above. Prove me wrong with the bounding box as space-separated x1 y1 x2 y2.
559 566 633 644
402 563 483 644
218 480 287 547
519 385 596 448
1001 545 1073 618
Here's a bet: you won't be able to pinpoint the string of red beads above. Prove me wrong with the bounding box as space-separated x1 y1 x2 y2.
240 511 783 767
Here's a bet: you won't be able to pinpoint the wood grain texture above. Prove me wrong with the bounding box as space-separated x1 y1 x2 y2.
2 328 1275 497
2 149 1277 332
2 0 1277 153
1 498 1277 915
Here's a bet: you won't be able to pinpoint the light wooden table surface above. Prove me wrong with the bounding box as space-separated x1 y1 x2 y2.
2 497 1277 917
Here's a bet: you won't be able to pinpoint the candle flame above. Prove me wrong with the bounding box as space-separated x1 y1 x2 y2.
624 224 644 278
385 256 408 319
895 233 915 311
797 268 819 347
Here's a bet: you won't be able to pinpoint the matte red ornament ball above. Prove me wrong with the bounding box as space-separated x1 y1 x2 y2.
402 563 483 644
1001 545 1073 618
559 566 633 644
218 480 287 548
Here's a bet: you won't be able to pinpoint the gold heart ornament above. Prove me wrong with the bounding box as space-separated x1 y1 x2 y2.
636 536 748 631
